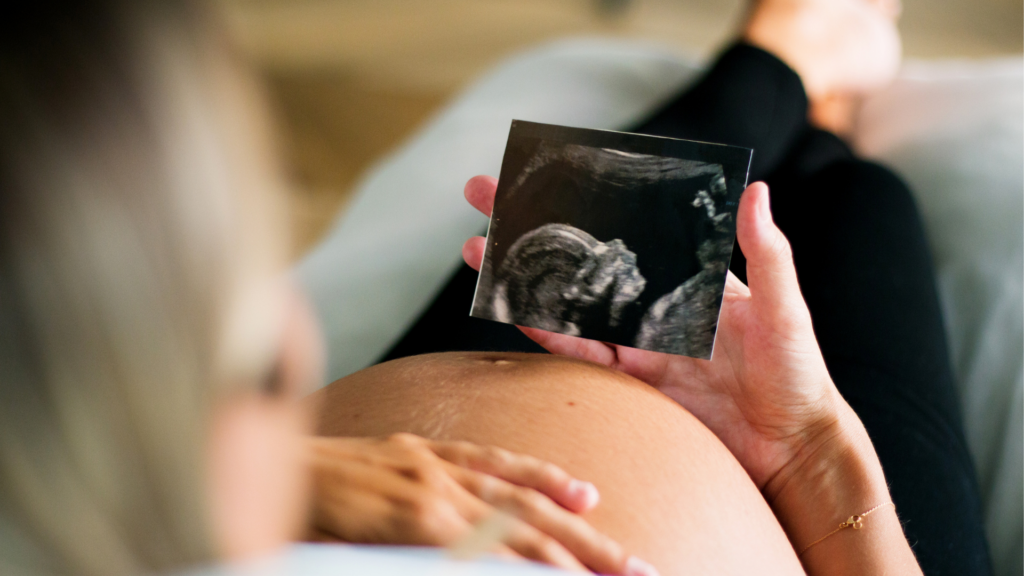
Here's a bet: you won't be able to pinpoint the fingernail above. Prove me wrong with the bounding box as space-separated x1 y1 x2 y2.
625 556 660 576
568 479 600 510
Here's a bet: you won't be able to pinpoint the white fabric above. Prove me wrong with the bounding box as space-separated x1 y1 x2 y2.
181 544 569 575
296 39 1023 575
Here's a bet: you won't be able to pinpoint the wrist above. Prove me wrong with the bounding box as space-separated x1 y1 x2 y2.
764 395 891 549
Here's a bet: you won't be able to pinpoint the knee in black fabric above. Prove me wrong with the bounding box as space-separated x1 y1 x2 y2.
760 158 960 425
769 128 855 182
807 159 919 224
773 158 935 303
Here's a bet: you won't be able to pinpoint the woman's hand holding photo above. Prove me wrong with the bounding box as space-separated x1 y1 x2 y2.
464 177 834 489
462 176 922 575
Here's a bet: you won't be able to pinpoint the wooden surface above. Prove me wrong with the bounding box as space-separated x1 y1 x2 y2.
220 0 1023 256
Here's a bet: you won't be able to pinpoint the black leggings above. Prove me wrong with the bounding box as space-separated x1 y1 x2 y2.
382 44 993 575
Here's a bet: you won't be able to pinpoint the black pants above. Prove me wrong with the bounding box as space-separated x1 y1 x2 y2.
383 44 993 575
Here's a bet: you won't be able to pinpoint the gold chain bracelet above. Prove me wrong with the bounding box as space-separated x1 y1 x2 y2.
798 502 894 556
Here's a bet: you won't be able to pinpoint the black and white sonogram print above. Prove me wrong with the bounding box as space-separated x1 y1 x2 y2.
470 121 752 359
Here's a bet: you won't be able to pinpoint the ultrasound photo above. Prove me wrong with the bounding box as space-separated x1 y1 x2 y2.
470 120 752 359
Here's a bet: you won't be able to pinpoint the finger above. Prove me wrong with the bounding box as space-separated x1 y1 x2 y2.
430 470 569 567
489 542 521 561
464 175 498 216
501 516 589 572
447 492 583 571
462 236 487 271
734 182 807 317
458 472 653 576
429 441 599 513
519 326 619 367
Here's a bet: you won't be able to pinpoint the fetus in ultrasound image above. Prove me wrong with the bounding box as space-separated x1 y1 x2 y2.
491 223 646 337
470 121 751 359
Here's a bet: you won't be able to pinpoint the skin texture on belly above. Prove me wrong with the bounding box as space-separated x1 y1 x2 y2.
307 352 804 576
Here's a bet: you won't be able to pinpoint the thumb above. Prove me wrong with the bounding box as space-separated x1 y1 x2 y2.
735 182 806 315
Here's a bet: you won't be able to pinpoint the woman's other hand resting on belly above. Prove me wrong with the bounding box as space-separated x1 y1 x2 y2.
305 433 647 575
463 176 924 576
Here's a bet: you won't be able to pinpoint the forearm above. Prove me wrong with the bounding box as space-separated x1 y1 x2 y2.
767 399 923 576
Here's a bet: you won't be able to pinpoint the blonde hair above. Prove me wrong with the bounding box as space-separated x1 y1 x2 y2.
0 1 289 574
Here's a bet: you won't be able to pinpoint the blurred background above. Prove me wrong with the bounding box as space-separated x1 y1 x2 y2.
219 0 1024 256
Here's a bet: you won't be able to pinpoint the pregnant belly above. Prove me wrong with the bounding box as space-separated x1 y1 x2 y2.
307 352 803 576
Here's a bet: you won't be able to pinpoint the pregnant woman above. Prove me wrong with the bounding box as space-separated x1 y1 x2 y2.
0 0 991 575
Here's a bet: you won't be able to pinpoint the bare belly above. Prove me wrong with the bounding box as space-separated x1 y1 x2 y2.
307 352 803 576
